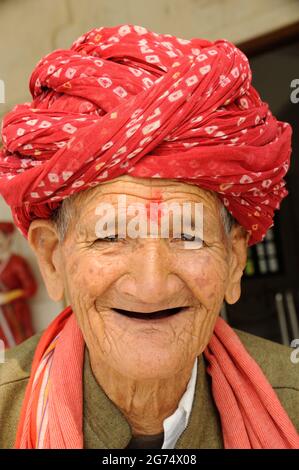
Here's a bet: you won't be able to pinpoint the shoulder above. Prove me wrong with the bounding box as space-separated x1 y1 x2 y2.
0 332 41 386
233 328 299 388
0 333 42 448
234 328 299 431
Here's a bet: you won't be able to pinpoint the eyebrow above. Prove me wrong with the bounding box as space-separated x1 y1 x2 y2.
76 202 220 241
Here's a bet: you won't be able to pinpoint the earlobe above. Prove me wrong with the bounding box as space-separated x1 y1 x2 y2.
224 281 241 305
224 225 249 305
28 220 64 301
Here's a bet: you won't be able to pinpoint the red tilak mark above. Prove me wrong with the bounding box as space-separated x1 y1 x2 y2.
145 198 164 225
151 189 162 200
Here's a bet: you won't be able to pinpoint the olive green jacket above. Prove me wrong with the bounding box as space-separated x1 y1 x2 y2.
0 329 298 448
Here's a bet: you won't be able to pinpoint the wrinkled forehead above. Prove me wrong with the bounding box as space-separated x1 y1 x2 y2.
67 176 225 241
74 175 220 211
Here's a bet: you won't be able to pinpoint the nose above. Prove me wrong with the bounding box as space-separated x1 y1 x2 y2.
119 239 182 306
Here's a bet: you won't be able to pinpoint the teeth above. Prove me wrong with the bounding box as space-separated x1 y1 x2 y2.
113 307 184 320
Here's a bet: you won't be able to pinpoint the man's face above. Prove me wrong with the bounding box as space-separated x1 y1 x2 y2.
54 176 237 380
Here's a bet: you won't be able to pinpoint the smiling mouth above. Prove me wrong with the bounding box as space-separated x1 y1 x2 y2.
112 306 187 320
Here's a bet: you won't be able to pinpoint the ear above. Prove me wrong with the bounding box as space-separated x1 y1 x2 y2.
224 224 250 305
28 219 64 301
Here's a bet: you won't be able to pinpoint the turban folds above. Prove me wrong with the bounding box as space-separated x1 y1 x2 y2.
0 24 292 245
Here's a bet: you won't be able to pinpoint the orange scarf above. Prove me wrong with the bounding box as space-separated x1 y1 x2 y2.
15 307 299 448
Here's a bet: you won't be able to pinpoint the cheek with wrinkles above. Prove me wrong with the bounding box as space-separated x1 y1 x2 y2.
63 255 129 356
195 250 228 285
179 251 229 349
66 256 114 297
183 255 228 305
88 308 111 351
92 312 134 357
188 299 221 354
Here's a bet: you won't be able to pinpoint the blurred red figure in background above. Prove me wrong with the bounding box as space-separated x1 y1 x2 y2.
0 222 37 347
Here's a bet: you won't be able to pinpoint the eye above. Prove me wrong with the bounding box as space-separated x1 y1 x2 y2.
177 233 195 241
95 234 122 243
172 233 198 241
172 233 205 247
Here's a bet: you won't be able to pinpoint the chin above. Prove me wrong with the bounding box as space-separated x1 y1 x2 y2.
112 348 186 380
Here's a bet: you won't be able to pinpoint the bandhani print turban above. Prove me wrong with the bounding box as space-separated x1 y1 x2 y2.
0 24 292 245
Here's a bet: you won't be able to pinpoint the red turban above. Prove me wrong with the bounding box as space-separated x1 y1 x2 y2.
0 24 292 245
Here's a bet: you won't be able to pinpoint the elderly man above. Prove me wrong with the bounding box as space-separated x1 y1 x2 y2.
0 25 298 449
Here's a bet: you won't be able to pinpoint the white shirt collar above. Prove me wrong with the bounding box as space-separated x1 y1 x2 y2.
162 356 198 449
